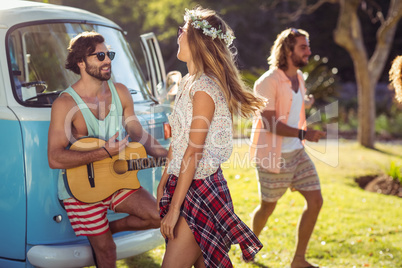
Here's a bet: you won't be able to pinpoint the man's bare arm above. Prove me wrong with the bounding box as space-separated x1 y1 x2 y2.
47 96 128 169
117 83 168 158
261 110 325 142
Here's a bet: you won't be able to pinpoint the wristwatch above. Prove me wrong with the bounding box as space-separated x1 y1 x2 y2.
298 129 307 140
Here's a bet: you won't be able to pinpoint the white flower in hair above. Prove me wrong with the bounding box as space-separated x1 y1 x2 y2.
184 8 235 47
208 27 221 39
222 33 235 46
192 21 200 29
184 9 197 22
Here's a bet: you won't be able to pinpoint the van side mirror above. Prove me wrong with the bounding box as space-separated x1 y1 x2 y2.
20 81 48 101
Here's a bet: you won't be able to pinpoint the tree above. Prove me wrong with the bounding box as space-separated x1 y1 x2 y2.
271 0 402 148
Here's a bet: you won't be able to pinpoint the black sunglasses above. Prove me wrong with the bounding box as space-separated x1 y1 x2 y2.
177 26 184 39
87 51 115 61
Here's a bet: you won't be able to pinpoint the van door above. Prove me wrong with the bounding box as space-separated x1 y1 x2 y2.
0 108 26 262
140 32 167 103
0 33 27 262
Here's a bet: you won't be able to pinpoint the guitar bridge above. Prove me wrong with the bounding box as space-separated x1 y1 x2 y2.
87 163 95 188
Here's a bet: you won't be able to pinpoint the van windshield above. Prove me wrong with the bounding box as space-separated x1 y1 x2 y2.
7 23 151 106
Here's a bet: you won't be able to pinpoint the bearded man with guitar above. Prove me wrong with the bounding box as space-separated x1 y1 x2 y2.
47 31 168 268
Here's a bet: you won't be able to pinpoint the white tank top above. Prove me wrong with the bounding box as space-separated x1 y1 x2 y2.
281 88 304 153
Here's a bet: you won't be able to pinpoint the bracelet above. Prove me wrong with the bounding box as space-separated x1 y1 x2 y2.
298 129 307 140
102 146 113 159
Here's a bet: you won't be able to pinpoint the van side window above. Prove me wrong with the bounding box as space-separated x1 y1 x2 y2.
8 36 23 100
7 23 151 107
140 33 167 101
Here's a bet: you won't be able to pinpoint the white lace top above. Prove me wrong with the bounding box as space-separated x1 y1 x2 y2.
167 74 233 179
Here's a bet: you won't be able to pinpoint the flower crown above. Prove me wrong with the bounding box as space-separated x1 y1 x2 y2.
184 8 235 47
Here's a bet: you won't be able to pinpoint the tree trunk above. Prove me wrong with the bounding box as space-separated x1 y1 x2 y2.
333 0 375 148
355 64 375 148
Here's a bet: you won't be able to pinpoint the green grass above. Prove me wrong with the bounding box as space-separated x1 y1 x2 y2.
115 140 402 268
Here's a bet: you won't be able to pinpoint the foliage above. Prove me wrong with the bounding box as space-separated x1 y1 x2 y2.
240 68 265 90
44 0 402 83
387 161 402 184
232 114 253 139
339 107 359 132
302 55 341 105
333 104 402 139
374 104 402 139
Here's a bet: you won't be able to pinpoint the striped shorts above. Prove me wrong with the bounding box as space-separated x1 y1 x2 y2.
257 149 320 202
63 189 137 236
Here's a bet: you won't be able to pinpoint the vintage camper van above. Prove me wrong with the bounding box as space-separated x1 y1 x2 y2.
0 1 174 267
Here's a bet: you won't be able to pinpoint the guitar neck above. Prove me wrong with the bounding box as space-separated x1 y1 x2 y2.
127 157 167 171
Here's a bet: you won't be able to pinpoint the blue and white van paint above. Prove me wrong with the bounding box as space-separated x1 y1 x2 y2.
0 1 172 267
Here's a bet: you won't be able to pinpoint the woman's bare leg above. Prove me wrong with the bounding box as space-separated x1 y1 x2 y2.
162 216 203 268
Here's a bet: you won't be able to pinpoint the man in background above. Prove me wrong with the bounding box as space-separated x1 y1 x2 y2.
250 28 326 268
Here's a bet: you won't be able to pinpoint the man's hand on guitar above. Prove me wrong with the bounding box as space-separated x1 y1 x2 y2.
103 132 129 157
65 137 167 203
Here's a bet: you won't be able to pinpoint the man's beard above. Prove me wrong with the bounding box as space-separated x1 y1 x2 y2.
85 61 111 81
291 53 308 68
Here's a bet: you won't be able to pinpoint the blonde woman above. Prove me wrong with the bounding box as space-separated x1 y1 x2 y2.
389 55 402 103
157 6 265 268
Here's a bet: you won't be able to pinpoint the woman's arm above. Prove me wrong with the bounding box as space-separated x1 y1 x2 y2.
157 145 173 210
160 91 215 240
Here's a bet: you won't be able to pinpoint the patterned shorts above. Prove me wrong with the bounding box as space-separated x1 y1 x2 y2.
63 188 138 236
257 149 320 202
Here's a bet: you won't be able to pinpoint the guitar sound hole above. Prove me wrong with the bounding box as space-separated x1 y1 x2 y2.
113 160 128 175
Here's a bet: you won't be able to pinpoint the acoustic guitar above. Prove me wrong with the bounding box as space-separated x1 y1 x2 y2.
64 137 166 203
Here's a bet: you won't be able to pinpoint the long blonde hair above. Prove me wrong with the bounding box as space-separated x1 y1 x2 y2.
268 28 309 71
389 55 402 103
184 6 265 117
